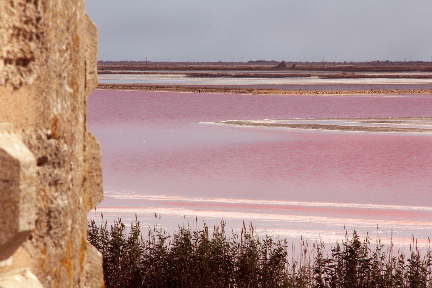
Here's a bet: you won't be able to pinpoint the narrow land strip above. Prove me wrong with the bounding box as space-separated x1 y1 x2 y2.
97 83 432 96
97 71 432 79
216 118 432 134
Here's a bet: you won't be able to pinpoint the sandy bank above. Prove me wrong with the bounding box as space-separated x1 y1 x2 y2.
215 118 432 134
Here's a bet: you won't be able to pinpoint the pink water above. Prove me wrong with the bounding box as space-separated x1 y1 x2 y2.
87 90 432 246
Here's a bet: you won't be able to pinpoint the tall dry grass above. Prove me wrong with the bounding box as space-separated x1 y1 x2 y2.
88 216 432 288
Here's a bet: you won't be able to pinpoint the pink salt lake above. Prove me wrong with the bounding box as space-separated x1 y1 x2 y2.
87 90 432 247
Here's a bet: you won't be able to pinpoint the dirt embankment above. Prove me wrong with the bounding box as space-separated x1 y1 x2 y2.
97 70 432 79
184 73 432 79
96 83 432 96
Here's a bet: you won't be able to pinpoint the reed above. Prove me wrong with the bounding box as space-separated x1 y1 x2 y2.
87 217 432 288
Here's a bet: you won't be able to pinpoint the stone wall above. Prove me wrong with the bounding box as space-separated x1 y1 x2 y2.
0 0 103 287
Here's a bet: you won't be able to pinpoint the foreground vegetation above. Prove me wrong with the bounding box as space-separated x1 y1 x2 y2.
88 217 432 287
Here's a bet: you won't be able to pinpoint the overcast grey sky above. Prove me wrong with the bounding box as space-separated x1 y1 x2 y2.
86 0 432 62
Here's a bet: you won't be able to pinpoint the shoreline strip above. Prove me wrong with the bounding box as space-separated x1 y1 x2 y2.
96 83 432 96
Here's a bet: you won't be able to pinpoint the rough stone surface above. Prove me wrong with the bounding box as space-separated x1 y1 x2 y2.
84 14 99 96
0 0 103 287
84 131 103 212
0 0 41 89
84 241 104 288
0 132 37 261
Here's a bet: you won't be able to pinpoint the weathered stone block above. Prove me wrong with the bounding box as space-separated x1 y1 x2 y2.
0 268 43 288
84 241 104 288
85 13 99 97
0 132 36 261
84 131 103 211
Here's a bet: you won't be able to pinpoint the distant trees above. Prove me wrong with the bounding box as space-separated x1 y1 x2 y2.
276 61 287 69
275 61 296 69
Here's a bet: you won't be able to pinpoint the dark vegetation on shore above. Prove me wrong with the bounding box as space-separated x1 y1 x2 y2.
88 217 432 288
97 60 432 73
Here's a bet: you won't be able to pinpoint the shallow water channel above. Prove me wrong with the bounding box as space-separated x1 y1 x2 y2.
87 90 432 248
98 73 432 91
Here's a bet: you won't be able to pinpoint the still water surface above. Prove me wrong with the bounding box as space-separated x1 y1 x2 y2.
87 90 432 246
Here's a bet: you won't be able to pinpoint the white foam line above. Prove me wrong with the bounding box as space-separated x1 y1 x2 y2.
103 192 432 212
252 228 431 247
95 207 432 229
